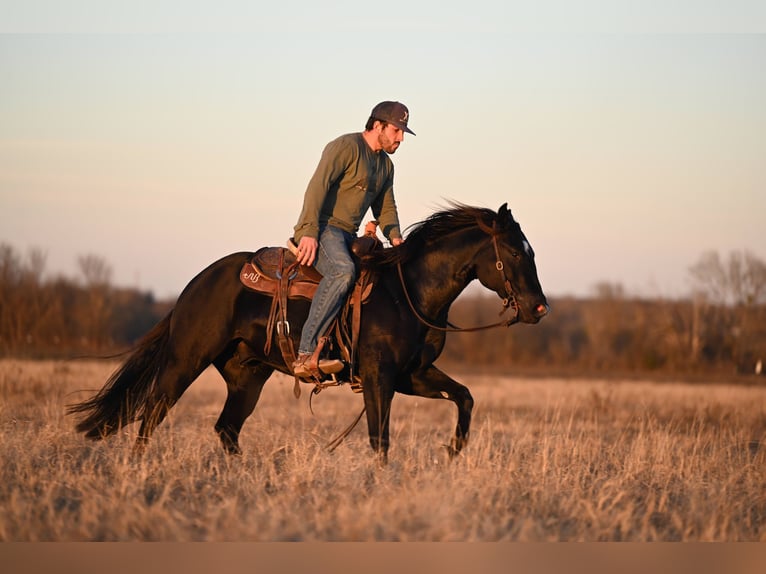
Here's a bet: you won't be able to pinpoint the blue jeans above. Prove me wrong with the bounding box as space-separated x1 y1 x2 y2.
298 225 356 355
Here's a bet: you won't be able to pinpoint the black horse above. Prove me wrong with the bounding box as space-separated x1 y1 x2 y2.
69 203 548 461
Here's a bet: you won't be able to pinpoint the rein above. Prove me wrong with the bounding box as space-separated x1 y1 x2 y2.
395 218 520 333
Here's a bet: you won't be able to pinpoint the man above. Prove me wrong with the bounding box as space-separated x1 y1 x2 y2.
291 101 415 378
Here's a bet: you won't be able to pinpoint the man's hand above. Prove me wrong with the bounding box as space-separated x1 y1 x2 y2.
296 236 318 266
391 237 404 247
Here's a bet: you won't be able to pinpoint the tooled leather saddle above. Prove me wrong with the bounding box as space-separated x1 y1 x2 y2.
238 224 381 395
240 245 322 300
239 235 377 302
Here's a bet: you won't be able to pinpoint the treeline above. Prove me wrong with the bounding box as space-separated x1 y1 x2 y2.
0 244 171 357
444 291 766 377
2 242 765 377
446 249 766 377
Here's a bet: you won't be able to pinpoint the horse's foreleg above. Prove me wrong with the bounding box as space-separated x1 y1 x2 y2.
401 366 474 458
362 367 396 465
213 350 273 455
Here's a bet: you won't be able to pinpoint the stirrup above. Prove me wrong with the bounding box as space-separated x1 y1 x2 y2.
293 355 344 380
318 358 344 374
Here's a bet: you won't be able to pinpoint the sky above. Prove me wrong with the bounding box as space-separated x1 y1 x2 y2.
1 2 765 300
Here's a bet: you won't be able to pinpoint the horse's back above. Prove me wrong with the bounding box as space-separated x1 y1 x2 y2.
170 251 260 326
179 251 253 295
165 251 266 351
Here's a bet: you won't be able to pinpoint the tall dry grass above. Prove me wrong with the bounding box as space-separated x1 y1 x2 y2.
0 359 764 541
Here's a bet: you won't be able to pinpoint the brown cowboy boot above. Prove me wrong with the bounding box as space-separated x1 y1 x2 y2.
292 353 343 379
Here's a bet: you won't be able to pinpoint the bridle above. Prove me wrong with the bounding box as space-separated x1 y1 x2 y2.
476 217 520 315
396 217 520 333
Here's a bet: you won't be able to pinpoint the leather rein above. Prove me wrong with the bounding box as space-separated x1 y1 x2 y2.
396 218 520 333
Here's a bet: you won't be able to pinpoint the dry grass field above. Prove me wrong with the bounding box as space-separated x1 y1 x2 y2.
0 359 764 541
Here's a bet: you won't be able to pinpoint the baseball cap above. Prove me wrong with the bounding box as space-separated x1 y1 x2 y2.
370 101 416 135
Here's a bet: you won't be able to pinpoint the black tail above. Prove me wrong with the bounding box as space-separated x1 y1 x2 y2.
67 312 172 439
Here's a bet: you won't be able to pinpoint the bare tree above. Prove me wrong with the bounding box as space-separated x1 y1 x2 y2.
77 254 113 288
688 250 766 372
76 253 114 350
0 244 51 352
689 250 766 306
0 243 22 351
731 251 766 305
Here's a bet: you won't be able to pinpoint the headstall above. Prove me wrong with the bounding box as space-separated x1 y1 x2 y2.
396 216 520 333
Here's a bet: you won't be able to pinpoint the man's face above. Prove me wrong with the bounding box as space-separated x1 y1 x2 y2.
377 123 405 154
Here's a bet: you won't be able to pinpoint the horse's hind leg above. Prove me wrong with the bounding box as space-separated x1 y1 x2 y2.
134 354 207 454
213 348 273 455
399 366 474 458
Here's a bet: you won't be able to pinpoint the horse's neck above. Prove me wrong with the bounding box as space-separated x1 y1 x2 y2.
400 232 481 319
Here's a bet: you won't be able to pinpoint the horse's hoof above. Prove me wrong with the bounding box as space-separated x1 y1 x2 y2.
223 444 243 456
443 443 463 460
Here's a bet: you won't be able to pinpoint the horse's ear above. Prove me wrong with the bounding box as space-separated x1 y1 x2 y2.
497 203 510 225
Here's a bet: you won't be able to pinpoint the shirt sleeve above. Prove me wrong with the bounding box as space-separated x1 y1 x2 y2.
372 169 401 241
293 138 352 241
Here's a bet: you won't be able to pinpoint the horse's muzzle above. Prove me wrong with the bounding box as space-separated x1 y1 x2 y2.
525 302 549 323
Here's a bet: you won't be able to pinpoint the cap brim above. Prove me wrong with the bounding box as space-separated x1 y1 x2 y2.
373 116 416 136
394 123 416 136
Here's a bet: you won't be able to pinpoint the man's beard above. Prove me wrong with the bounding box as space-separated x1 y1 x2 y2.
378 133 400 154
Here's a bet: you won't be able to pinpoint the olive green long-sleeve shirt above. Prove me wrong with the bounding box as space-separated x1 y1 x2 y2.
293 132 402 242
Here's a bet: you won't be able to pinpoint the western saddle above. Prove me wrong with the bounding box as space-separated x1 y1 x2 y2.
239 223 381 396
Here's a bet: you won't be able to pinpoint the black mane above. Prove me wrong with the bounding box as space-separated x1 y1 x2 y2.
365 202 517 267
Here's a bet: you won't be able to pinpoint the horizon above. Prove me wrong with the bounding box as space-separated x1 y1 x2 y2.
2 5 765 300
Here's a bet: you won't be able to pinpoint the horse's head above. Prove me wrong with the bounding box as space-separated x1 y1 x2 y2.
473 203 549 324
362 202 549 325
